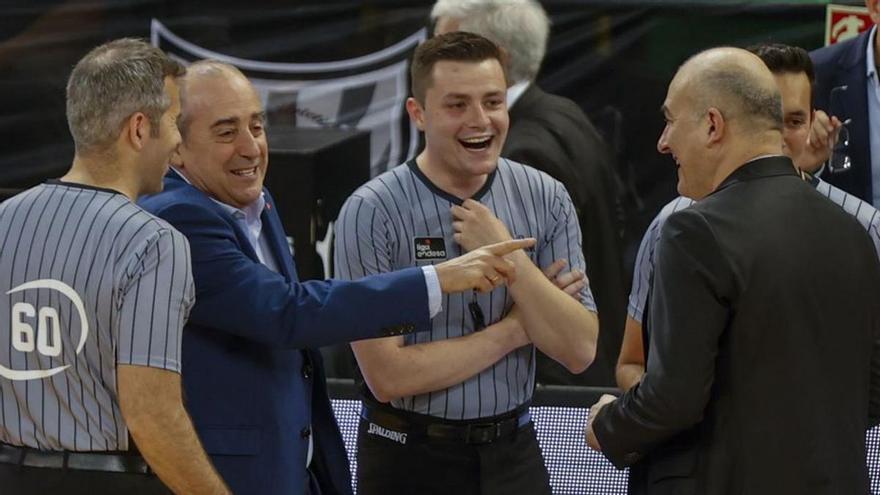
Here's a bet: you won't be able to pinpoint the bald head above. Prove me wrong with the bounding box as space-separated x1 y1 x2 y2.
658 47 785 199
674 47 783 136
178 60 255 138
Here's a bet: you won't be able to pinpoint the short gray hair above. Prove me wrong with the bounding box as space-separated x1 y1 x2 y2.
431 0 549 83
66 38 185 155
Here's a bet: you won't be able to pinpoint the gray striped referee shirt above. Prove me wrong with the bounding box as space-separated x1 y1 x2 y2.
0 181 194 451
628 176 880 324
335 159 596 420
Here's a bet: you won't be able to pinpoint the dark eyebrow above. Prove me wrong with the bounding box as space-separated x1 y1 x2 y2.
442 91 505 101
211 111 266 128
210 117 239 129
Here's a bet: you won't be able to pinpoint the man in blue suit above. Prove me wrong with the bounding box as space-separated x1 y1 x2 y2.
139 60 533 495
811 0 880 207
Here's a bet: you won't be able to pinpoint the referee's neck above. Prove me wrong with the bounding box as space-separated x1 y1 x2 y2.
62 156 136 201
415 153 490 200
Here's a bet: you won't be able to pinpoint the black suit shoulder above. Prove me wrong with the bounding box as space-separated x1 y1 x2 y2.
503 84 618 222
811 30 868 69
504 85 617 214
507 84 627 387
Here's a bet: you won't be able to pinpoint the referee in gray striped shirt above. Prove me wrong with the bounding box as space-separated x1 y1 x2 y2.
616 44 880 398
335 32 599 494
0 39 228 494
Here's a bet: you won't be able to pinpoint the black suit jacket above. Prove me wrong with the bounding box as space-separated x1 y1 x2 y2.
811 29 874 203
594 157 880 494
505 84 626 386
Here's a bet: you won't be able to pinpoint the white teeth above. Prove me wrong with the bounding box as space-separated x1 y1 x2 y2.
461 136 491 144
231 167 257 177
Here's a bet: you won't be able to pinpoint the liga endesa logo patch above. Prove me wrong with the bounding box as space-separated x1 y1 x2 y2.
413 237 447 260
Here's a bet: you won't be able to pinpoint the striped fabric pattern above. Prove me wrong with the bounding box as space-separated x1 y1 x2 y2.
0 181 193 451
628 178 880 324
335 159 595 420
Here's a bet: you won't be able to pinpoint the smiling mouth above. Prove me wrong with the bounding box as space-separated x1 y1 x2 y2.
459 136 493 151
231 167 258 177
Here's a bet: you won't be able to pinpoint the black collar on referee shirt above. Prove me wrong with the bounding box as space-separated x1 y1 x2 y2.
406 159 497 206
45 179 125 196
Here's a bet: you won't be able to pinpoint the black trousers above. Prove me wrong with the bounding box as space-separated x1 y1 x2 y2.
356 418 551 495
0 462 171 494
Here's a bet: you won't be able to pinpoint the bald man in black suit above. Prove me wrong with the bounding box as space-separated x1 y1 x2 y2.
587 47 880 495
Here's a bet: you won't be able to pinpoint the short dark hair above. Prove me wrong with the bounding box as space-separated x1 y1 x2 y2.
748 43 814 84
410 31 505 103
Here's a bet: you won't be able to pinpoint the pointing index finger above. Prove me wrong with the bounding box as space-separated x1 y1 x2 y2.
485 238 536 255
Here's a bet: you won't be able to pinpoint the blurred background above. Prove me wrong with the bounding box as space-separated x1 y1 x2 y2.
0 0 865 377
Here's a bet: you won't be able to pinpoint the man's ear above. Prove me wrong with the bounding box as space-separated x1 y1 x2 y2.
126 112 150 151
406 97 426 131
497 47 513 88
868 0 880 25
705 107 726 146
169 144 183 168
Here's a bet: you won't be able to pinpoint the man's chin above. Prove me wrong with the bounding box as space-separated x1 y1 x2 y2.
232 189 263 208
676 183 687 197
466 155 499 175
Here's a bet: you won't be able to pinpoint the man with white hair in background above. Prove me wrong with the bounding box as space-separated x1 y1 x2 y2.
432 0 627 387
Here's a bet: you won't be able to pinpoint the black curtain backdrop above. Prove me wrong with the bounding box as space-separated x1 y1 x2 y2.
0 0 847 274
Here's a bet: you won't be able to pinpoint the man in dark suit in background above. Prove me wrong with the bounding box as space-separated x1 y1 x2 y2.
586 47 880 494
432 0 626 386
811 0 880 207
140 60 534 495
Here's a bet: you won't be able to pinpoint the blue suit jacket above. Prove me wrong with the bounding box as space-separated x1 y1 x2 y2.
140 172 430 494
811 29 874 203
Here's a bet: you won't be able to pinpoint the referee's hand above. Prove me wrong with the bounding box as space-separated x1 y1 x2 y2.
543 259 588 301
451 199 512 252
435 238 536 293
798 109 843 173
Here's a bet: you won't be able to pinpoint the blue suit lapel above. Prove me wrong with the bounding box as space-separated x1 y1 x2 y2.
260 194 299 282
163 171 265 264
255 193 330 477
835 32 872 201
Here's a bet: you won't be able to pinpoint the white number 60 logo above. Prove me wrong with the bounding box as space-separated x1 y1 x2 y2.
2 280 89 380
